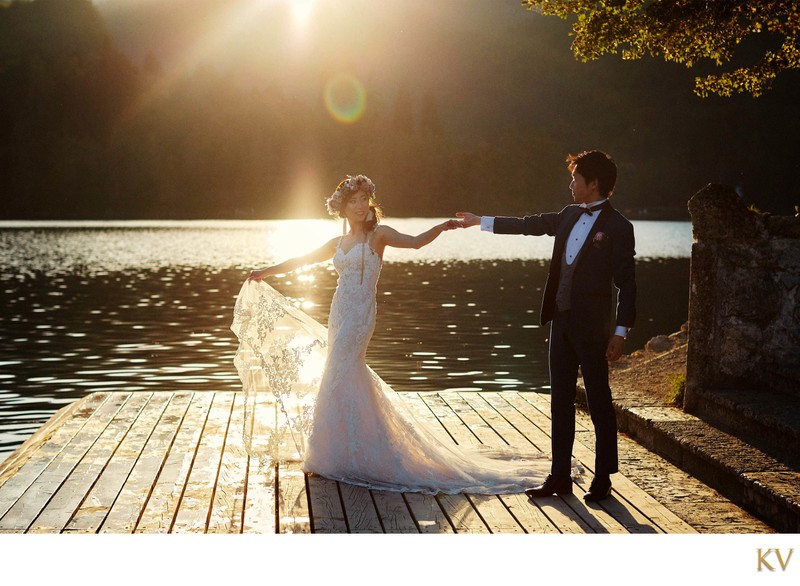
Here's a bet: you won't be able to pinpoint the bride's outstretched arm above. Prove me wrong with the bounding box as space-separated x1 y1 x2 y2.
248 237 338 281
376 220 460 251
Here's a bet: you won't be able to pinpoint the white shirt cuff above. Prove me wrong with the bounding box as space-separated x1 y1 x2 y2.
614 326 629 338
480 216 495 232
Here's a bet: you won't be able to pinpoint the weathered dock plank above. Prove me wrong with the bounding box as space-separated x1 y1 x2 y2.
530 495 595 533
1 392 135 533
307 474 347 533
498 493 559 534
468 494 526 534
417 393 479 447
498 392 557 449
339 482 383 533
370 489 418 533
0 392 111 487
135 392 214 533
275 461 306 534
404 492 454 534
207 392 249 534
0 390 703 534
172 392 235 533
481 392 549 443
28 392 151 533
0 392 112 521
64 392 173 533
437 492 489 533
100 392 194 533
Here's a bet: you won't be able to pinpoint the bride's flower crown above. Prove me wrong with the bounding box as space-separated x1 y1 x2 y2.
325 174 376 217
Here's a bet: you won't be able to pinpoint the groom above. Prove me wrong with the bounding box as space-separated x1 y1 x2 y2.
457 150 636 502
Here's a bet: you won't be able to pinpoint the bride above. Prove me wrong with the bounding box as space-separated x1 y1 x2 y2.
231 174 552 495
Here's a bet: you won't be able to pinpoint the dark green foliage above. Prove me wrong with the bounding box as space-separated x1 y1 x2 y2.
523 0 800 97
668 374 686 408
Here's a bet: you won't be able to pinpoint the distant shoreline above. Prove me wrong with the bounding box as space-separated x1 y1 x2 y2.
618 208 691 222
0 213 693 225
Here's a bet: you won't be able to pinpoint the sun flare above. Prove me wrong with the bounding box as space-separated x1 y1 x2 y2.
324 74 367 124
289 0 315 23
267 219 338 262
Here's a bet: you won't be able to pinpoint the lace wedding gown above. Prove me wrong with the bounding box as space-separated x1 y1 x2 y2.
231 237 553 494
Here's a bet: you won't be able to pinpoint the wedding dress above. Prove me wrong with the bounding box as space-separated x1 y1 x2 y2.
231 235 553 495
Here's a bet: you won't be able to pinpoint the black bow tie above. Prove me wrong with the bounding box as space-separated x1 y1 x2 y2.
582 205 600 215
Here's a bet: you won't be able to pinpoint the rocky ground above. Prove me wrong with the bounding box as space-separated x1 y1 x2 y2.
609 322 689 407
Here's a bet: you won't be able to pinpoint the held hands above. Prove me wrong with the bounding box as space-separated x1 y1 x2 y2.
434 212 479 229
454 212 480 228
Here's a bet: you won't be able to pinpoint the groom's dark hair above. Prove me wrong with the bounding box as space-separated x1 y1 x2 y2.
566 150 617 197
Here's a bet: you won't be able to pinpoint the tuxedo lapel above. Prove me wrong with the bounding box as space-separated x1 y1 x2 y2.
552 207 584 261
574 201 613 269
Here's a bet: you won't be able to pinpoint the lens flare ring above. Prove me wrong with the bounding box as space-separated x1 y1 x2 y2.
323 74 366 124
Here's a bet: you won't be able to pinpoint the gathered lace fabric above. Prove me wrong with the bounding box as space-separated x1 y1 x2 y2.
231 237 555 495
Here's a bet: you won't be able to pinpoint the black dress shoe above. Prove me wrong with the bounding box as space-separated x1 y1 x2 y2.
583 475 612 502
525 474 572 498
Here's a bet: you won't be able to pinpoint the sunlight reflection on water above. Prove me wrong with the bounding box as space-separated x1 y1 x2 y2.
0 220 691 459
0 218 691 274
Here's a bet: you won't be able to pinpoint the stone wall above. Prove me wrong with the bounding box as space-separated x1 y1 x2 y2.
685 184 800 409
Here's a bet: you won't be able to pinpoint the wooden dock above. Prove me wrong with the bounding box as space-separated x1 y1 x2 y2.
0 390 696 534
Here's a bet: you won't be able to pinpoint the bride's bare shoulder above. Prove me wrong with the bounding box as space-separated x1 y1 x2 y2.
374 224 398 237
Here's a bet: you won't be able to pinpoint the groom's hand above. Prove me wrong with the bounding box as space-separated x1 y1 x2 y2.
455 212 480 228
606 335 625 362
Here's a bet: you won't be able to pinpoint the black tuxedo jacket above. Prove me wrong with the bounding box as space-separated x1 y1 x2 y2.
494 202 636 334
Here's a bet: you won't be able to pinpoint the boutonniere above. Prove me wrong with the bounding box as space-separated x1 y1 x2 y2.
592 232 609 248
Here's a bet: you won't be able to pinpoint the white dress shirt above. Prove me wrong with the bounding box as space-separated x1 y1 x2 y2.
564 200 607 265
480 201 629 338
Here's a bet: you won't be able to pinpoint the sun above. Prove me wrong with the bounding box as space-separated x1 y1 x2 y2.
289 0 315 23
251 0 316 23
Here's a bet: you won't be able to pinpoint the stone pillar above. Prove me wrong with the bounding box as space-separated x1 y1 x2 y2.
686 184 800 411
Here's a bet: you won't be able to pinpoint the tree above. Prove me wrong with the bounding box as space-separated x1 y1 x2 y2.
522 1 800 97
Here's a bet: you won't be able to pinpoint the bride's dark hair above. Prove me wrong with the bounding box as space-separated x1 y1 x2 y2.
362 202 384 232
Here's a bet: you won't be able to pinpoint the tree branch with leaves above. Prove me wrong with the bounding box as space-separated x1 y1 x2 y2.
522 0 800 97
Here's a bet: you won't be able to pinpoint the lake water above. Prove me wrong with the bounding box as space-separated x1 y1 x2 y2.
0 219 692 460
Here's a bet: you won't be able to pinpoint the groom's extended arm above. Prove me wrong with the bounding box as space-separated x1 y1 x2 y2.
456 211 560 236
